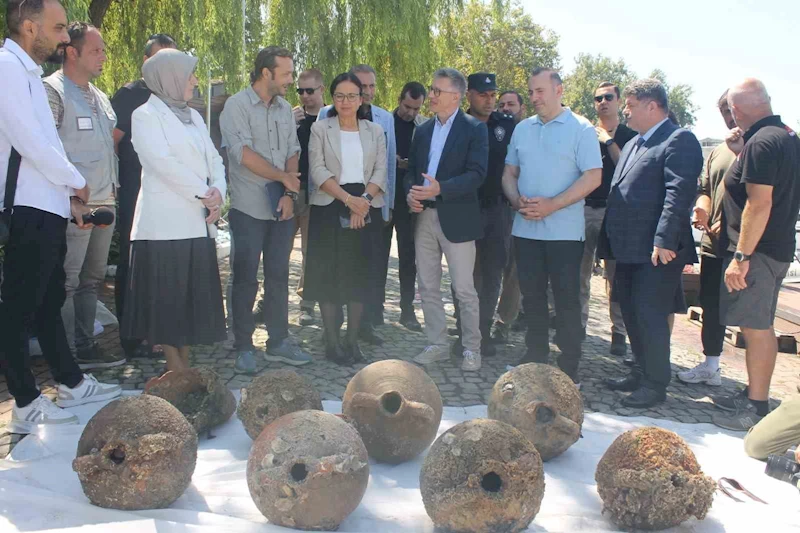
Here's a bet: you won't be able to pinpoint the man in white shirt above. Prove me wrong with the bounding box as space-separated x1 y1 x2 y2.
0 0 121 435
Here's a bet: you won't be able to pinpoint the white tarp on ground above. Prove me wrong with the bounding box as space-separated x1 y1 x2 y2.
1 394 798 532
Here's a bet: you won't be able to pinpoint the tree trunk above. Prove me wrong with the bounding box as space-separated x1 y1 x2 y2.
89 0 115 28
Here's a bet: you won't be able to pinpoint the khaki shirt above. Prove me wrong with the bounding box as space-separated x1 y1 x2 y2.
698 143 736 257
220 87 300 220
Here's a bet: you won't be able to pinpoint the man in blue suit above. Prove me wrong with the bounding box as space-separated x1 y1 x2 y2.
406 68 488 372
598 78 703 408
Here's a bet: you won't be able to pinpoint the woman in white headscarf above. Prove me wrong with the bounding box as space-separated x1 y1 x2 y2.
124 49 227 372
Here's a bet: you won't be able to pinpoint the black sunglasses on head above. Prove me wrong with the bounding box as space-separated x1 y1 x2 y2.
594 94 615 103
297 87 321 95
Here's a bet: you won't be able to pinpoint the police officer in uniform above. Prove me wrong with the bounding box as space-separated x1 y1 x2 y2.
452 73 516 357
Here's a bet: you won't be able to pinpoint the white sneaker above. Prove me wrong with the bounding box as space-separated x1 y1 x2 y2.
413 345 449 364
8 395 79 434
677 363 722 386
56 373 122 408
461 350 481 371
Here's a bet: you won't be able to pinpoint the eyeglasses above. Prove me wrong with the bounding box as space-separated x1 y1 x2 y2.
333 92 361 103
594 94 616 103
297 86 322 95
428 86 459 98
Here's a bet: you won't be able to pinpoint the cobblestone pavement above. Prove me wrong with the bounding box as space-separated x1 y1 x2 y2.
2 235 800 457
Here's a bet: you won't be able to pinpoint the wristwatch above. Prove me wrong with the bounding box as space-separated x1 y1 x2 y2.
734 251 751 262
362 193 374 202
284 190 298 201
604 138 615 147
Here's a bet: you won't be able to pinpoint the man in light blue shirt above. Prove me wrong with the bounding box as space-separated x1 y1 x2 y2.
502 68 602 385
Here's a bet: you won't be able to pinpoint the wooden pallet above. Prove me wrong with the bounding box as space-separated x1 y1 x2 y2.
687 306 798 354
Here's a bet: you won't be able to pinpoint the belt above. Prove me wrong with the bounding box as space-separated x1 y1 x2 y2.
585 198 607 208
421 200 437 210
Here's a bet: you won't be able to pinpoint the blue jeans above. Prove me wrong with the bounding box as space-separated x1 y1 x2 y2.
229 208 294 351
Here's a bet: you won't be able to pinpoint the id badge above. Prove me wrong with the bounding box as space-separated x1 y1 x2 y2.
77 117 93 131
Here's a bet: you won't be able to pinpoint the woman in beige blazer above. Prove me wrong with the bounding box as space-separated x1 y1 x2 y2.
305 72 387 365
125 50 227 372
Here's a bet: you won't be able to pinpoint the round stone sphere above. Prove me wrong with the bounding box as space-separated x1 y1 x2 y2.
595 427 716 530
237 369 323 440
144 366 236 435
342 359 443 463
488 363 583 461
420 419 545 533
247 410 369 531
73 395 198 510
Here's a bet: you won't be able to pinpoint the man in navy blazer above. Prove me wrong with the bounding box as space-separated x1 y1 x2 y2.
405 68 488 372
598 78 703 408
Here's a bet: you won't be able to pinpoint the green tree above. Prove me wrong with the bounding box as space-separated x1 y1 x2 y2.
562 53 635 123
433 0 560 115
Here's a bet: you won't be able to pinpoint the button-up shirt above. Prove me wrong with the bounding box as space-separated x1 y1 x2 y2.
426 109 457 183
505 107 602 241
220 86 300 220
0 39 85 218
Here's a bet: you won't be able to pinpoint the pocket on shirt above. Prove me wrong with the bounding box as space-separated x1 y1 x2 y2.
70 151 103 164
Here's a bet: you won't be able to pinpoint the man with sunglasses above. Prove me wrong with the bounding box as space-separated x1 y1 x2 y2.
292 68 325 326
317 64 397 346
581 82 636 359
110 32 177 360
44 22 123 371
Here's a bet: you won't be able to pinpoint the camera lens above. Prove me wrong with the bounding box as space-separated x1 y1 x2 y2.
765 453 800 483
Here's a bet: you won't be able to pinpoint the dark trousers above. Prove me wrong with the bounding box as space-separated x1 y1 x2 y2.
229 208 294 351
454 202 511 338
382 201 417 314
614 260 683 391
0 207 83 407
114 179 140 354
365 218 390 323
515 238 583 379
699 255 726 357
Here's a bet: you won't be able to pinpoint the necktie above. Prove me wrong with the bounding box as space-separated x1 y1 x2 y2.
622 137 646 174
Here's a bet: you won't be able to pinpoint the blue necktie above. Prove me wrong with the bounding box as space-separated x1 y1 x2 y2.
622 137 646 174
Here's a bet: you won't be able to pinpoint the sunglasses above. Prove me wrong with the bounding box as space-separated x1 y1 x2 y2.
594 94 616 103
297 87 321 95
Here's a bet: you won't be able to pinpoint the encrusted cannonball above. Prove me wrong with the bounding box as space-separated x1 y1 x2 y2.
420 419 545 533
342 359 443 463
488 363 583 461
595 427 716 530
144 367 236 435
73 395 198 510
247 410 369 531
237 369 323 440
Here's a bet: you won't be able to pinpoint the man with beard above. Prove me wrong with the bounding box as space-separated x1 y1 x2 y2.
220 47 313 372
110 33 177 359
44 22 123 371
1 0 122 434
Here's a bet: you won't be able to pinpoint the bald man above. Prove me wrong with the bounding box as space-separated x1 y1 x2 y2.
711 79 800 431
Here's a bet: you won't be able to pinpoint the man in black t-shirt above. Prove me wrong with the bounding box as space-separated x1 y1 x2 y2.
110 33 176 359
390 82 427 332
581 82 636 357
712 78 800 432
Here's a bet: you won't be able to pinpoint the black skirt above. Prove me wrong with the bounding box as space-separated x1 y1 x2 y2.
304 186 382 304
122 237 226 347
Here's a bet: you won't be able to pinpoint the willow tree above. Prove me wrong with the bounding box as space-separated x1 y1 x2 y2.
433 0 560 115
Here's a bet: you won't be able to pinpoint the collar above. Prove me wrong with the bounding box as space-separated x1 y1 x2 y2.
246 85 283 108
3 38 42 75
640 117 670 143
744 115 783 143
531 107 570 125
435 108 458 127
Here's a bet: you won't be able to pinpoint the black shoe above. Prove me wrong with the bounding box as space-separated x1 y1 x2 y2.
605 374 641 392
448 327 460 336
623 353 636 366
344 339 365 363
610 332 627 356
399 312 423 332
621 387 666 408
451 338 463 357
511 313 527 332
518 352 548 366
325 342 352 365
490 321 509 344
359 324 383 346
481 340 496 357
253 298 265 324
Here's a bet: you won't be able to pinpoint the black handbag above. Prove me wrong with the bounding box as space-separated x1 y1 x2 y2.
0 148 21 246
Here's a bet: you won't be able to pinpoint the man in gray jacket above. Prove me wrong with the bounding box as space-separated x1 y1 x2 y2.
44 22 124 371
